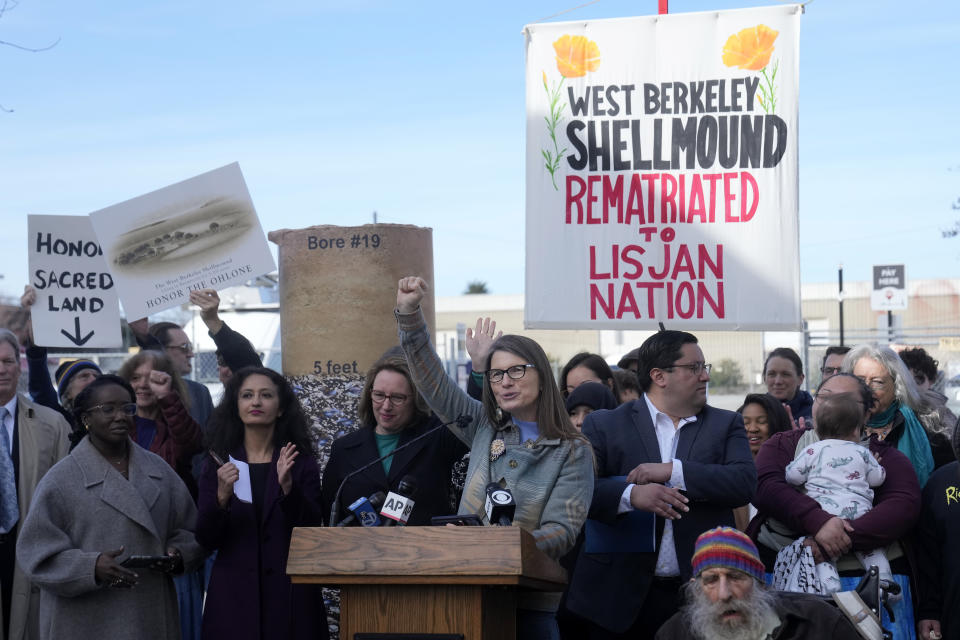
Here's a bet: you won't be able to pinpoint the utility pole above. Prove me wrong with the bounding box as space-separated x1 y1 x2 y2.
838 265 845 346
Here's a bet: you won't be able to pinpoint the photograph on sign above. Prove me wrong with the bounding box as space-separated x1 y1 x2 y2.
27 215 122 348
524 5 802 330
88 163 276 319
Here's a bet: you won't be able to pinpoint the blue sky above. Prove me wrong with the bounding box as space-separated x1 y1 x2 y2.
1 0 958 302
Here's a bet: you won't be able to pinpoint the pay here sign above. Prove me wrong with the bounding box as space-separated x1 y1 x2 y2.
524 5 802 330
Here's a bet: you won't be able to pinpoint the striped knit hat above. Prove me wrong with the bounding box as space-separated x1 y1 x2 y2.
55 360 102 399
691 527 764 583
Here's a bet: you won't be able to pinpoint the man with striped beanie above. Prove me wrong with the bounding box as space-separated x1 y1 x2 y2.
655 527 861 639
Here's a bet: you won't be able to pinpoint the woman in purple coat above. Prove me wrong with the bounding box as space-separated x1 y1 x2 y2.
198 367 328 640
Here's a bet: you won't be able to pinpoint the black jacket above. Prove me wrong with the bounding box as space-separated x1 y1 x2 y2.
320 415 467 526
916 461 960 639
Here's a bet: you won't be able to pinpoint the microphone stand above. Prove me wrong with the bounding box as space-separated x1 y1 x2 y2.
328 414 472 526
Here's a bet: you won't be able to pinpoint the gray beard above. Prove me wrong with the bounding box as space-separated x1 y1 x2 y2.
684 580 780 640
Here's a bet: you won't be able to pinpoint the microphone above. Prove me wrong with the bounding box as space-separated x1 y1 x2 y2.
327 414 472 526
484 482 516 526
336 491 387 527
380 476 419 527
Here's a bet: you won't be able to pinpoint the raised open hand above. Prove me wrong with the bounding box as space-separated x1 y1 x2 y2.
465 317 502 371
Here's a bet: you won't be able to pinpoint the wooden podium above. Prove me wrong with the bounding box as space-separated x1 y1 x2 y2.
287 526 568 640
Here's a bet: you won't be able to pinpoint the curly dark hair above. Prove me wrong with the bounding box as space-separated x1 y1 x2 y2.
69 374 136 449
736 393 792 439
898 347 939 385
205 367 316 459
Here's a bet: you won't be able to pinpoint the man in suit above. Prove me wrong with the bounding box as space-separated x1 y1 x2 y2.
563 330 756 639
0 329 71 640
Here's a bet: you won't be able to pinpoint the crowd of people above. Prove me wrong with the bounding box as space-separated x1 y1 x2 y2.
1 277 959 640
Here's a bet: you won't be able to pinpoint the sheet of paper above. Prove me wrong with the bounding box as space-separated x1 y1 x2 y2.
228 455 252 503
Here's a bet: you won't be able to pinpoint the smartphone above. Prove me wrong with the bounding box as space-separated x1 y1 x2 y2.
430 514 483 526
121 555 175 571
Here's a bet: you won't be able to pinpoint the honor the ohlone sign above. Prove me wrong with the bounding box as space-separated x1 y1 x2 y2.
524 5 802 330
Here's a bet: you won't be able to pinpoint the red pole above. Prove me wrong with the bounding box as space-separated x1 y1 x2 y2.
659 0 668 13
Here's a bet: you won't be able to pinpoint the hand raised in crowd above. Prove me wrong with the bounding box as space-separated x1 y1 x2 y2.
626 462 672 485
397 276 428 314
629 483 689 520
466 317 502 372
95 547 139 589
190 288 223 335
276 442 299 496
20 284 37 309
16 285 36 346
814 516 853 560
216 461 240 509
148 369 173 400
783 404 801 430
128 317 149 338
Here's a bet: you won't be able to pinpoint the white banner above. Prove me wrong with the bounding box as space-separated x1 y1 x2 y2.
89 163 276 319
27 215 123 348
524 5 802 329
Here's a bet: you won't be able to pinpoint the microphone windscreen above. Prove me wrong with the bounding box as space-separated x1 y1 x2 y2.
397 475 419 497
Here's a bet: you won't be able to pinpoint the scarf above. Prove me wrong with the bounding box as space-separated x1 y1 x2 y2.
869 401 934 487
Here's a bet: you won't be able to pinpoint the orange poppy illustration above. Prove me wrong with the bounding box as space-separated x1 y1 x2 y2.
722 24 780 113
722 24 778 71
553 34 601 78
541 35 601 190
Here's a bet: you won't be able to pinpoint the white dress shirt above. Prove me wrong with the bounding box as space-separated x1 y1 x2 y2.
618 394 697 577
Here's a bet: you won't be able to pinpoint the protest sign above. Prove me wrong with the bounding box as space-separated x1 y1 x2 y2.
27 215 122 348
524 5 802 329
88 163 276 319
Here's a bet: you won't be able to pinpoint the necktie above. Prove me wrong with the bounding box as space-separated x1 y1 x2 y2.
0 407 19 534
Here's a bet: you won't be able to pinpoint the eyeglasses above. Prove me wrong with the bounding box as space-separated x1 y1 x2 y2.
661 362 712 376
487 364 536 384
821 366 842 377
371 390 409 406
86 403 137 418
856 376 890 391
165 341 193 354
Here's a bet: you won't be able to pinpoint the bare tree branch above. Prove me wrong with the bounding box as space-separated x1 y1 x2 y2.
0 35 60 52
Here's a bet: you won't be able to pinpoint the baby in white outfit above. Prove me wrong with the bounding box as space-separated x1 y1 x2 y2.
785 393 890 593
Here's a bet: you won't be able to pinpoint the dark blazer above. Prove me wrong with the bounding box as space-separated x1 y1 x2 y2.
320 415 467 526
564 399 756 633
197 446 328 640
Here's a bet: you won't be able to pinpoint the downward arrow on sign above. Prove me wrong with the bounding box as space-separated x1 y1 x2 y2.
61 317 95 346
